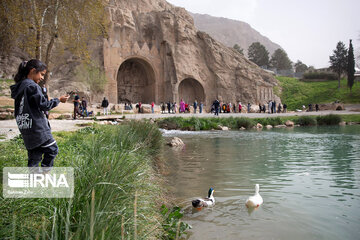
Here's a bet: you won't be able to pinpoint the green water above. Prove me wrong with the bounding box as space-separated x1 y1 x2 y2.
162 126 360 240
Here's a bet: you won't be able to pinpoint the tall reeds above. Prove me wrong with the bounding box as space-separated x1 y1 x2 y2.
0 122 164 239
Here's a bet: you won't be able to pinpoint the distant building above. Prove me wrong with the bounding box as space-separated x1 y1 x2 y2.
355 70 360 82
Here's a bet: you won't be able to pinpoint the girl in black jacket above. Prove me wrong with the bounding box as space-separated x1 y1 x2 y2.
10 59 69 171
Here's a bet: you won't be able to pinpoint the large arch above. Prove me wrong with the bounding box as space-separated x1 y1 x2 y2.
117 57 156 104
178 78 205 103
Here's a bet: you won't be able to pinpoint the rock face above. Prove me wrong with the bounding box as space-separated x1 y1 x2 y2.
104 0 278 109
190 13 282 56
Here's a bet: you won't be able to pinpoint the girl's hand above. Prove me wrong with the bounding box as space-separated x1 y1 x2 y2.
59 95 70 103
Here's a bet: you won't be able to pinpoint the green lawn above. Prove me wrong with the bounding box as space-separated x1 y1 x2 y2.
276 77 360 110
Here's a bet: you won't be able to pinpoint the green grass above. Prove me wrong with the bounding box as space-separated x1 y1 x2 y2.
0 122 188 239
157 115 360 130
276 76 360 110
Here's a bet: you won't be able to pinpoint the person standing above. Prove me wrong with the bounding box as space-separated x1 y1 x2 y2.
138 102 142 113
268 101 272 114
199 102 203 113
161 102 165 113
193 100 198 114
174 102 177 113
283 103 287 113
81 97 88 117
214 99 220 116
180 99 185 113
273 100 277 113
247 103 251 113
151 101 155 113
101 97 109 115
315 104 319 112
73 92 83 119
10 59 69 171
239 102 242 113
167 101 171 113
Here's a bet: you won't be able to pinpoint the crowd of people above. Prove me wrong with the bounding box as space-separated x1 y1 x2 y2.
99 97 320 116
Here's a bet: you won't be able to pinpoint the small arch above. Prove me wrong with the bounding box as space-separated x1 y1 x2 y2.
117 57 156 104
178 78 205 103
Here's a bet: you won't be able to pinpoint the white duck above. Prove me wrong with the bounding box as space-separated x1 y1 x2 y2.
245 184 263 208
192 188 215 209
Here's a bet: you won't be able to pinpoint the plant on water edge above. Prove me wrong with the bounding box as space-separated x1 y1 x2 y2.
236 117 255 129
161 205 190 240
0 123 167 239
316 114 342 125
256 117 283 126
295 116 317 126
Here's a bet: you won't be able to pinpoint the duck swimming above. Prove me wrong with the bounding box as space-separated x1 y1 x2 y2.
192 188 215 209
245 184 263 208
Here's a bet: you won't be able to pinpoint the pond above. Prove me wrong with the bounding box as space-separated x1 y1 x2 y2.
161 126 360 240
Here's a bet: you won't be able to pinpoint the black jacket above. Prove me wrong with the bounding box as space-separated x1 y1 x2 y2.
10 79 60 150
101 99 109 108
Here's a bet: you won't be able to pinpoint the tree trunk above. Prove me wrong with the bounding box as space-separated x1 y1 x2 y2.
43 34 55 87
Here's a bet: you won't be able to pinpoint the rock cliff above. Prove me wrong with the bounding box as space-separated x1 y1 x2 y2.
190 13 282 56
104 0 279 107
1 0 279 107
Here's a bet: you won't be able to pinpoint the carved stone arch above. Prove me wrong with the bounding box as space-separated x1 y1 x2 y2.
178 78 205 104
117 57 156 104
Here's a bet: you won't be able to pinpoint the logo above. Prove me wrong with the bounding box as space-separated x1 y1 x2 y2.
3 167 74 198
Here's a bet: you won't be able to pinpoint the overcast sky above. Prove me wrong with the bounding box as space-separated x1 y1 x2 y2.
167 0 360 68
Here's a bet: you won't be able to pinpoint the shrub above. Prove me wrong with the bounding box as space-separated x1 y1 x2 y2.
303 72 337 80
316 114 342 125
257 117 283 126
236 117 255 129
295 116 317 126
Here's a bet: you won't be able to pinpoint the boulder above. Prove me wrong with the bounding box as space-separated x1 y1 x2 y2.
256 123 263 128
221 126 229 131
266 125 273 129
167 137 185 147
339 121 346 126
285 120 294 127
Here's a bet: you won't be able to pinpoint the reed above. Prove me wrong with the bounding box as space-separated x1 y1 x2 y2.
0 123 165 239
134 191 138 240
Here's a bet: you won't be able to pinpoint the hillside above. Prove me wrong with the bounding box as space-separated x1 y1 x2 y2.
276 77 360 110
191 13 282 55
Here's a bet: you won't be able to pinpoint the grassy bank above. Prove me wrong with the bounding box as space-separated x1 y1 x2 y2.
276 76 360 110
0 122 187 239
157 114 360 130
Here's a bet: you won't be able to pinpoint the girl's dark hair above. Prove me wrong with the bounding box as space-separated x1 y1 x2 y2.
14 59 47 83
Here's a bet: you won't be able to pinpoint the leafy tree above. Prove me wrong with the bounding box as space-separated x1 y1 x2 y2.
270 48 292 71
0 0 108 85
233 44 244 55
294 60 308 73
347 39 355 93
248 42 269 68
75 60 107 99
329 41 348 89
308 66 315 72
